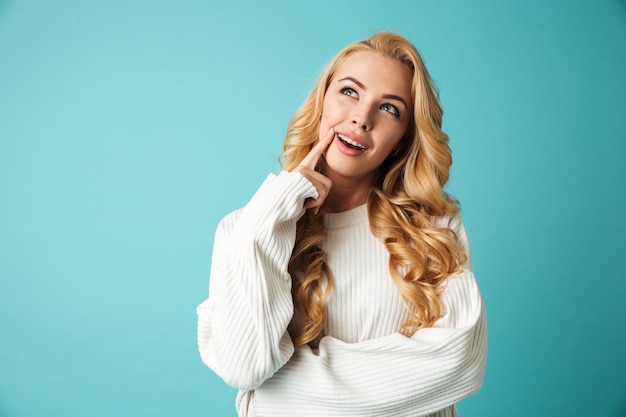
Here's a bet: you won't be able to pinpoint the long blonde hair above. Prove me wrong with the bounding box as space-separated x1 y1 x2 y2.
282 32 467 345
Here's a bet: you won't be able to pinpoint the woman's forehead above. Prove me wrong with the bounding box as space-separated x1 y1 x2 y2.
332 51 413 101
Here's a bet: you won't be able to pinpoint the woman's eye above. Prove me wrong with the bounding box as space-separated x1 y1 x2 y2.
341 87 357 97
381 103 400 117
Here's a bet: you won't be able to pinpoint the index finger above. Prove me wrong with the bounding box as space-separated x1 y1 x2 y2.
299 127 335 169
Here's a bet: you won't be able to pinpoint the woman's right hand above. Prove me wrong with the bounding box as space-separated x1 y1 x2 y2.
291 127 334 215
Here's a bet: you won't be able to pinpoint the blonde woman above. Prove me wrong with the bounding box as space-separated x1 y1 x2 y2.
197 32 487 417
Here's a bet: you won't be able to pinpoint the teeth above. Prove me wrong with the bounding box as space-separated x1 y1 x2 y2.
338 134 366 150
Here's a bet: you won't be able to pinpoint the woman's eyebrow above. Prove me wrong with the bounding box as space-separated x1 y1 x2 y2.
338 76 408 109
382 94 408 109
339 76 366 90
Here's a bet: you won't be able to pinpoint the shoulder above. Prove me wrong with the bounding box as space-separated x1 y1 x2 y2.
213 171 280 235
431 211 466 234
431 211 472 267
218 207 244 231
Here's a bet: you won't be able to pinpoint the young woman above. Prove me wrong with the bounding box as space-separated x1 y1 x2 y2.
197 32 487 417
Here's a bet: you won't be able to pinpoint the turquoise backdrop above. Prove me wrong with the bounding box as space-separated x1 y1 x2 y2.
1 0 625 416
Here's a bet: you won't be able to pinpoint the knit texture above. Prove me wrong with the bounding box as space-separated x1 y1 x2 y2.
197 171 487 417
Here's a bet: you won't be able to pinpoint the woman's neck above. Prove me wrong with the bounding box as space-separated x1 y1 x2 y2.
323 172 374 213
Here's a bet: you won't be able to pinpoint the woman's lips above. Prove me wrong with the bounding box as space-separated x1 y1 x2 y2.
334 132 368 156
337 133 368 151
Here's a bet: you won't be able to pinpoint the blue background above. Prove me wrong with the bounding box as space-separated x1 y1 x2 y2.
1 0 625 416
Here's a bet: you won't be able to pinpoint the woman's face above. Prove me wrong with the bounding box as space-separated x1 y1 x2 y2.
319 50 413 185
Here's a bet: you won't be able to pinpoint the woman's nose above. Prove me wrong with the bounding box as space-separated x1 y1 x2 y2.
351 105 373 131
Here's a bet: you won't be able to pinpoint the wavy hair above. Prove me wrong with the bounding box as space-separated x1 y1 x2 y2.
282 32 467 345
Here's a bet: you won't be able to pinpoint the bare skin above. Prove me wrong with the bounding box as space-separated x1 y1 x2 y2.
291 127 335 215
292 51 413 214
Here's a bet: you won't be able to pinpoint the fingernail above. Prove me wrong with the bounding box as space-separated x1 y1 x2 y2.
327 127 334 136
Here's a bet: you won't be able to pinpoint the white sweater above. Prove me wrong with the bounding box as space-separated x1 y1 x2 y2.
197 171 487 417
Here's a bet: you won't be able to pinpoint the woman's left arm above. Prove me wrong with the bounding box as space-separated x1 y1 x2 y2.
253 215 487 416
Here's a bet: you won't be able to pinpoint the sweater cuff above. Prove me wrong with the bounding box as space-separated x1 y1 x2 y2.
237 171 318 233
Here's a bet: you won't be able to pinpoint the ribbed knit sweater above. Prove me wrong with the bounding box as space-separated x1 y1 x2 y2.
197 171 487 417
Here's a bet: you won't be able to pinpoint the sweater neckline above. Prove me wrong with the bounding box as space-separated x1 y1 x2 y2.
323 204 368 229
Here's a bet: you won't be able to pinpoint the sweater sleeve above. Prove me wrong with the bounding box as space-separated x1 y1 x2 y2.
252 214 487 417
196 171 318 391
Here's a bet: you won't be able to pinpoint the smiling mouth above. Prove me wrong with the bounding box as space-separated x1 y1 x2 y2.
337 134 367 151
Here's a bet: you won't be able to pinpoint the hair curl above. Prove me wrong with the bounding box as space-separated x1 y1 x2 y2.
282 32 467 345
